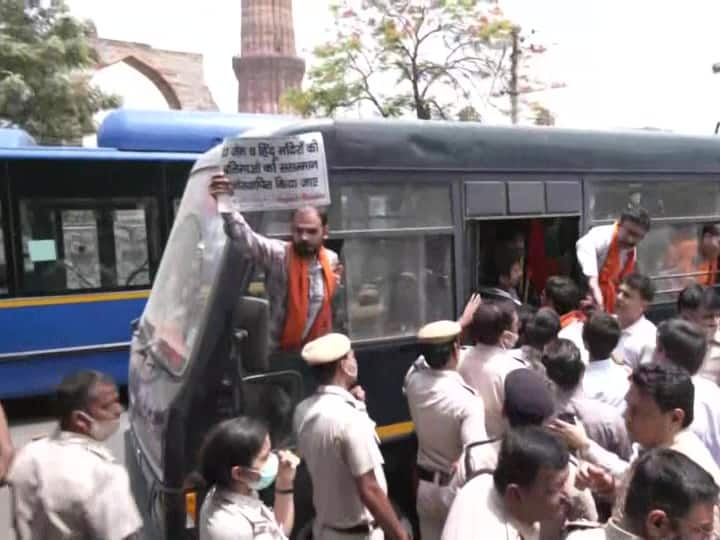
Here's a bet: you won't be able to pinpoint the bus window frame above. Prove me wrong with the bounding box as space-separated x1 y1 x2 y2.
0 167 11 298
584 174 720 302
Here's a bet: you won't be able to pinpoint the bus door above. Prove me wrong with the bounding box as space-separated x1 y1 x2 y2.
463 176 582 305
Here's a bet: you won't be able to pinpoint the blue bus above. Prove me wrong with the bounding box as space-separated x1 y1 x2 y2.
0 109 291 398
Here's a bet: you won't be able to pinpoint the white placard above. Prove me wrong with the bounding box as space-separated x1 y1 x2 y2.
220 132 330 212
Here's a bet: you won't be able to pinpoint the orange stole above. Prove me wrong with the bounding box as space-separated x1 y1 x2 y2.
598 224 635 313
698 258 718 286
560 310 586 329
279 245 337 351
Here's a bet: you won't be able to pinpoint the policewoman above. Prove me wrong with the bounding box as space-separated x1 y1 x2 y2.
199 416 299 540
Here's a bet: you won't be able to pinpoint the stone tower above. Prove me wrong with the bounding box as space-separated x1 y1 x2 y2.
233 0 305 113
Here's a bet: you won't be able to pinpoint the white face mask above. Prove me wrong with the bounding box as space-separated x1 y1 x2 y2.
80 412 120 441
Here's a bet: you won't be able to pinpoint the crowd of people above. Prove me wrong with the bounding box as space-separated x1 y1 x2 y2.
2 176 720 540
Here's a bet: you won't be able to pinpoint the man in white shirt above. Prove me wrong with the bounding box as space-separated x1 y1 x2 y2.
582 312 628 412
576 208 651 313
459 302 524 438
677 284 720 386
613 274 656 370
654 318 720 467
441 426 571 540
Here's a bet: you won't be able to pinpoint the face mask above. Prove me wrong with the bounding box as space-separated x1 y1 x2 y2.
501 330 519 350
80 412 120 441
247 452 278 491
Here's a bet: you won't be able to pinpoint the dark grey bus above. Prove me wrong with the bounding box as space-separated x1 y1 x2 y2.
125 119 720 539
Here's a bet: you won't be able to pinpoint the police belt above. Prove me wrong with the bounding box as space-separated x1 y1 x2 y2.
416 464 452 486
326 521 377 534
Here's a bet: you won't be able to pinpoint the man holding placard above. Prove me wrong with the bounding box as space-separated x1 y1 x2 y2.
210 172 342 353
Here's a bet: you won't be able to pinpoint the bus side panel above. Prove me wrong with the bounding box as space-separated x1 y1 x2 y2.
0 295 147 397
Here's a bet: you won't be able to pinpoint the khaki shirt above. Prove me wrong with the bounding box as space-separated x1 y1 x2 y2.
403 357 487 473
441 474 540 540
8 430 142 540
199 487 286 540
294 385 386 532
459 344 525 438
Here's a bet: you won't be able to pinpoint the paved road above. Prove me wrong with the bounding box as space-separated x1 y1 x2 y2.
0 398 129 538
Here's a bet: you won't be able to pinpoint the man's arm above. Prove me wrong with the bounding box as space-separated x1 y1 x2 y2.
0 402 14 483
576 228 606 308
354 471 409 540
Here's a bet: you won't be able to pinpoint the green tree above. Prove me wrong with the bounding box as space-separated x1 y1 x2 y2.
0 0 120 144
283 0 517 120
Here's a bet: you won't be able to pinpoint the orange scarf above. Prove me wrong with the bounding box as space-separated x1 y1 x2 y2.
560 310 586 329
698 258 718 286
279 245 337 351
598 223 635 313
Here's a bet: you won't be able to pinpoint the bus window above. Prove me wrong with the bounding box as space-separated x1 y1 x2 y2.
19 198 158 294
0 204 7 295
587 178 720 302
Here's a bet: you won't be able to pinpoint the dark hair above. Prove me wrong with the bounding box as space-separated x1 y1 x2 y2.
494 245 522 282
701 223 720 238
657 319 707 375
625 449 719 533
421 340 457 369
199 417 269 489
631 363 694 428
583 312 621 361
621 273 655 303
56 370 115 428
516 304 538 346
494 426 569 494
544 276 580 315
469 301 516 346
542 338 585 392
292 206 328 227
310 360 341 385
524 308 560 350
677 284 720 314
620 207 651 232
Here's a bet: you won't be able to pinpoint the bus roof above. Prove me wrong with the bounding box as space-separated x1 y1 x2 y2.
0 128 37 148
97 109 296 154
227 119 720 175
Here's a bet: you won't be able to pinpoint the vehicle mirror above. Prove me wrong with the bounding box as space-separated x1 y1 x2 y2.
232 296 270 374
241 370 303 449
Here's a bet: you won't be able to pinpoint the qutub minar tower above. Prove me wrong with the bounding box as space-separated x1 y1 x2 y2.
233 0 306 113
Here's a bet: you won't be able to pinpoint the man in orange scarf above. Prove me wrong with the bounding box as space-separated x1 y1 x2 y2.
576 208 651 313
210 173 341 352
697 224 720 286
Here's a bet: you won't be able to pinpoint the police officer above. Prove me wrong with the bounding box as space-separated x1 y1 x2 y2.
199 416 300 540
8 370 141 540
294 333 409 540
403 320 487 540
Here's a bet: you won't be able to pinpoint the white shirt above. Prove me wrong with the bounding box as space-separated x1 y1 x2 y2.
614 316 656 370
576 225 634 279
441 473 540 540
582 359 630 412
691 375 720 467
559 320 589 365
459 344 525 438
8 430 142 540
200 487 286 540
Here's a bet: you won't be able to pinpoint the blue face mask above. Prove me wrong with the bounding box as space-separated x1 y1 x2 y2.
247 452 278 491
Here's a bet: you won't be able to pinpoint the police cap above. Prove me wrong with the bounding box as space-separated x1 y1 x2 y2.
301 333 352 365
417 320 462 344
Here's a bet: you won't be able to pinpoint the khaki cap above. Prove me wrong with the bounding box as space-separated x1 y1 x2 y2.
301 333 352 365
417 320 462 344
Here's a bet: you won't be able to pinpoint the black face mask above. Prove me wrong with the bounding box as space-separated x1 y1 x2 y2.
294 241 318 257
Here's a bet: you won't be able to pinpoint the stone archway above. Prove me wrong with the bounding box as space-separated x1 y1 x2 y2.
92 38 218 111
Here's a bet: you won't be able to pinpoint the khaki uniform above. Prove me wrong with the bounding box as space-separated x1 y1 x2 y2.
441 474 540 540
8 430 142 540
200 487 286 540
459 343 525 438
403 357 487 540
294 385 385 540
